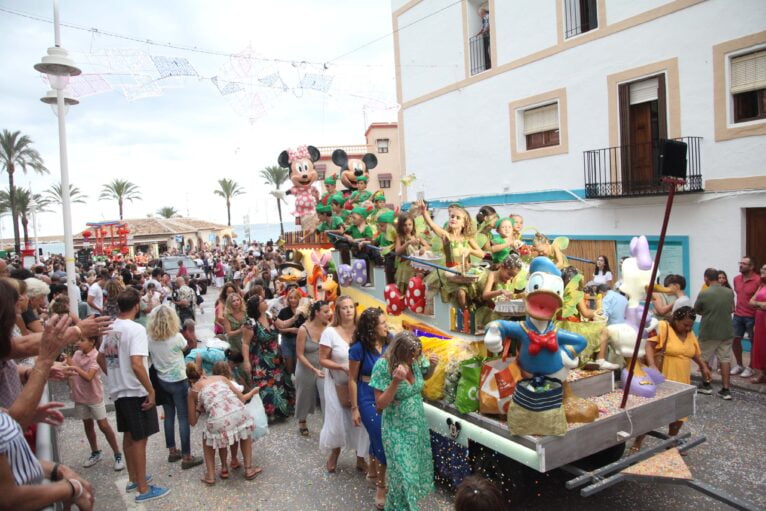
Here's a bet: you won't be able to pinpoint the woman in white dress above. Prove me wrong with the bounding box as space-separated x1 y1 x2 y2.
318 296 370 473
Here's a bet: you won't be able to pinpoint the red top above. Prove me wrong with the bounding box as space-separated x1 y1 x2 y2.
178 265 188 277
734 273 760 317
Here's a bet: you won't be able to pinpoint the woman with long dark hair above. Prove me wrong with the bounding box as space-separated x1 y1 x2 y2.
593 255 613 286
246 295 294 420
294 300 331 436
349 308 390 509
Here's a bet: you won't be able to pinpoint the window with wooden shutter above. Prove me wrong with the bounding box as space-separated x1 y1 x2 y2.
731 50 766 123
524 103 560 149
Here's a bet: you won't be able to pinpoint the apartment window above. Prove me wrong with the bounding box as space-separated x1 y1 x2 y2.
731 50 766 123
376 139 390 153
467 1 491 76
523 103 560 150
564 0 598 39
315 163 327 180
378 173 392 189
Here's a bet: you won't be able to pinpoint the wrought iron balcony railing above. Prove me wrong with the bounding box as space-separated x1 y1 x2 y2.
583 136 704 199
469 34 491 76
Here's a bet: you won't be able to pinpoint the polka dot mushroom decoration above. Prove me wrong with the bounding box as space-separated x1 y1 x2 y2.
406 276 426 314
385 284 405 316
351 259 367 285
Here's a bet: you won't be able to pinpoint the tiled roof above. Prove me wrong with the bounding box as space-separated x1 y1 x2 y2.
74 217 228 239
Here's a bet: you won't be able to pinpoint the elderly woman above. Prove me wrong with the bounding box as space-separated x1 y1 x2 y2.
147 305 202 469
23 277 50 333
0 279 96 510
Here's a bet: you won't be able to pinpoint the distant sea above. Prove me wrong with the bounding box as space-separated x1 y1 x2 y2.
231 223 285 244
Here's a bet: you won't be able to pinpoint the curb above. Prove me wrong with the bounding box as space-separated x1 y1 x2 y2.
690 374 766 395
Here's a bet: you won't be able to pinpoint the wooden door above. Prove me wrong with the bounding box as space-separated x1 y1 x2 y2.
746 208 766 268
629 102 654 187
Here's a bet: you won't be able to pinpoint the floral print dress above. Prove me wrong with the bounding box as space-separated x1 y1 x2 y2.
198 380 254 449
250 321 295 419
370 357 434 511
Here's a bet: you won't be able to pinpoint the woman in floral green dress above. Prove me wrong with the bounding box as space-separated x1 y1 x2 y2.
370 331 439 511
245 295 295 420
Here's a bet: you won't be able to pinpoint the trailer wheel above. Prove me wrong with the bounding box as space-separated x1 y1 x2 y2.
574 442 626 471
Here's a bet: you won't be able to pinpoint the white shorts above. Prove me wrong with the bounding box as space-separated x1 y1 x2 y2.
215 277 225 288
73 401 108 421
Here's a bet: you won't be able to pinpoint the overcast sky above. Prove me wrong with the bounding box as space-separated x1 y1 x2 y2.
0 0 397 237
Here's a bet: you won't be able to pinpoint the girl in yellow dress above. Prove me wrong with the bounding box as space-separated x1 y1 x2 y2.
631 306 712 452
417 200 487 308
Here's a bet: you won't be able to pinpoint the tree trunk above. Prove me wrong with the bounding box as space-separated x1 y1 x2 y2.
276 198 284 236
119 198 124 220
226 200 231 226
7 164 20 254
21 215 29 246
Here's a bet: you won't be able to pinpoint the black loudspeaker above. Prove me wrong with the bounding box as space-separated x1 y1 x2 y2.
658 139 687 178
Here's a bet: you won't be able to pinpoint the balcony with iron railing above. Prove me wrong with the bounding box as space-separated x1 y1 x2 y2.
583 136 704 199
469 34 491 76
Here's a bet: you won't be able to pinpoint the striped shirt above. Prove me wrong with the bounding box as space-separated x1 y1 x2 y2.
0 411 44 486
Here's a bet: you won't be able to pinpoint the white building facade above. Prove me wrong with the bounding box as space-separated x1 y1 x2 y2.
392 0 766 291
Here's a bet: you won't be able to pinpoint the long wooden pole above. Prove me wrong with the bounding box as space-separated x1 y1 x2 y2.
620 177 684 409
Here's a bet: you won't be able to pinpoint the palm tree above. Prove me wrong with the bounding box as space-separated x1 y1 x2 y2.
156 206 179 218
0 188 49 246
213 178 245 227
99 179 141 220
0 130 48 253
259 165 289 235
44 181 88 205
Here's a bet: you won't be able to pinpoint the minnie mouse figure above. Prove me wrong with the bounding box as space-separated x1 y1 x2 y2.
278 145 321 225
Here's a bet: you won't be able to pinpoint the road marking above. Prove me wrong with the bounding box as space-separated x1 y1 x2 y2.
115 476 146 511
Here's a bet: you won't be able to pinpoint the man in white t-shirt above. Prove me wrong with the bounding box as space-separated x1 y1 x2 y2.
87 270 108 315
98 287 169 503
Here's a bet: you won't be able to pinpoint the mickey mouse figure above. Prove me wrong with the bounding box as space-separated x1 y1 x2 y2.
278 145 321 225
331 148 378 198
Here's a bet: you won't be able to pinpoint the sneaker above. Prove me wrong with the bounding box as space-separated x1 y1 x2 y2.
113 454 125 471
718 388 732 400
83 451 102 468
181 456 204 470
125 475 153 493
740 367 755 378
167 452 183 463
135 485 170 503
596 359 620 371
363 282 374 288
730 364 743 375
697 381 713 395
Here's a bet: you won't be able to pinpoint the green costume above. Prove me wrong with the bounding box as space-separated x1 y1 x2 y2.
346 224 373 240
370 357 434 511
317 215 345 233
490 234 513 264
349 189 372 205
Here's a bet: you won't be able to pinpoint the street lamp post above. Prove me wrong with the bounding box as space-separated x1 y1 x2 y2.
34 0 81 316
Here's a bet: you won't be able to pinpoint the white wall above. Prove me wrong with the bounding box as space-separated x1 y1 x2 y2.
391 0 411 12
494 0 558 65
398 0 466 102
400 0 766 199
606 0 675 25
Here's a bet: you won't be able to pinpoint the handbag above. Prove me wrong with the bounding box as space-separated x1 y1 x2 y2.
479 341 521 415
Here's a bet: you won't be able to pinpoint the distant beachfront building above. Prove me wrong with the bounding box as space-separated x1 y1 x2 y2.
391 0 766 287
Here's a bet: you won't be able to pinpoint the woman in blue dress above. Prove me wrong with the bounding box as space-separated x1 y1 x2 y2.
349 307 390 510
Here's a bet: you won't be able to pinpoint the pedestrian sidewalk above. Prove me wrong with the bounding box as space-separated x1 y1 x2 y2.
691 351 766 394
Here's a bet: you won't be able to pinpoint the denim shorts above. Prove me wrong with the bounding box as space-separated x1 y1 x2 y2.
732 315 755 339
280 336 297 359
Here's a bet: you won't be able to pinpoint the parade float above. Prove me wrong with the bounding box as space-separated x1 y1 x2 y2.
279 141 753 508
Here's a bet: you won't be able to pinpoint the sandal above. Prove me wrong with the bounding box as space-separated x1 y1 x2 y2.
230 459 241 470
628 445 642 455
326 456 338 474
219 467 230 479
356 460 368 473
375 482 387 510
299 421 309 436
244 466 263 480
200 476 216 486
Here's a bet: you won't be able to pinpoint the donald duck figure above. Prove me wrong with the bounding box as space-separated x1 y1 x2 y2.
484 257 587 381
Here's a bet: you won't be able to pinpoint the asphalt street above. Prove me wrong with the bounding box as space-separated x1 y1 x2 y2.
49 287 766 511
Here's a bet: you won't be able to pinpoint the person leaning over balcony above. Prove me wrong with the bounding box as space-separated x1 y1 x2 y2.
0 280 96 511
475 6 491 69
